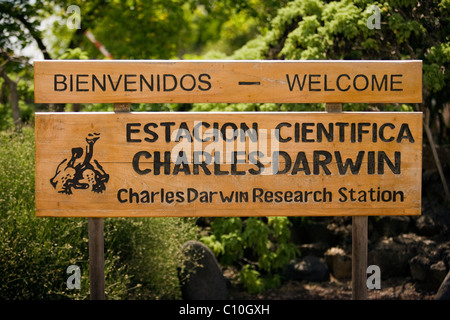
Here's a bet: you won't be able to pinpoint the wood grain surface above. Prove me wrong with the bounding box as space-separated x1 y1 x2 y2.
35 112 422 217
34 60 422 103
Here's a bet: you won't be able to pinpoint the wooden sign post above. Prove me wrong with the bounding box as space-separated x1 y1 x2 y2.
34 60 423 300
88 103 130 300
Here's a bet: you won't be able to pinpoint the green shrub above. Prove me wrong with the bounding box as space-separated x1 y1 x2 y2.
201 216 299 294
0 127 198 299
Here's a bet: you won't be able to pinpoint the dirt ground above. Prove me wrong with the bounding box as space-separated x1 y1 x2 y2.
227 274 436 300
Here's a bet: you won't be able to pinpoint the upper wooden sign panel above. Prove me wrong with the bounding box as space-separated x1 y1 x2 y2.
34 60 422 104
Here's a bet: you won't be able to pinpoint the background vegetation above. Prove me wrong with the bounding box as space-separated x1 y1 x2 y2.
0 0 448 299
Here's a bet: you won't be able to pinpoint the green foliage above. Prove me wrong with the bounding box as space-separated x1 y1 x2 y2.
0 0 50 54
58 48 89 60
1 0 449 298
0 94 14 130
208 0 449 141
201 217 299 293
0 128 199 299
423 42 450 93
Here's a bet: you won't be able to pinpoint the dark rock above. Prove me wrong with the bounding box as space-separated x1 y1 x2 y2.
368 233 443 280
295 219 335 244
285 256 329 282
430 261 447 290
415 215 442 237
436 270 450 300
410 255 430 282
369 236 414 278
326 218 352 247
438 242 450 269
410 255 447 291
324 247 352 280
298 242 329 257
371 216 412 238
179 240 228 300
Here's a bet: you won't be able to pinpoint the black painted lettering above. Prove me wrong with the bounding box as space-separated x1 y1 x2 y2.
153 151 171 175
317 123 333 142
324 74 335 91
372 74 387 91
54 74 67 91
335 151 364 175
193 151 212 175
214 152 228 175
163 74 177 91
198 73 212 91
160 122 175 142
273 151 291 175
309 74 321 91
173 152 191 175
175 122 192 142
76 74 89 92
193 122 211 142
358 123 370 142
129 188 139 203
253 188 263 202
124 74 137 91
291 152 311 175
390 74 403 91
323 188 332 202
353 74 368 91
372 123 378 142
176 191 185 203
248 151 264 175
231 151 246 175
264 191 273 202
378 151 401 174
397 123 415 143
295 123 300 142
127 123 142 143
379 123 395 142
239 122 258 142
180 74 196 91
188 188 198 202
302 123 315 142
393 190 404 202
143 123 158 142
275 122 292 142
338 187 348 202
69 74 73 91
107 74 122 91
335 122 349 142
221 122 238 142
286 74 307 91
117 189 127 203
140 74 153 91
92 74 106 91
368 151 376 174
132 151 151 175
351 123 356 143
313 151 332 175
336 74 351 91
151 190 160 202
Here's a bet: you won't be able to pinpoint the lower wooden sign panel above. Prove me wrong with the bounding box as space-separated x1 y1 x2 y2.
35 112 422 217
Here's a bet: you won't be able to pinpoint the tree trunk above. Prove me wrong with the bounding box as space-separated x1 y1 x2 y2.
0 69 21 129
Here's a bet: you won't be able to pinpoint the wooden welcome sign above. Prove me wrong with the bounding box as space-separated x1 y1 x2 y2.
34 60 421 104
34 60 423 217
